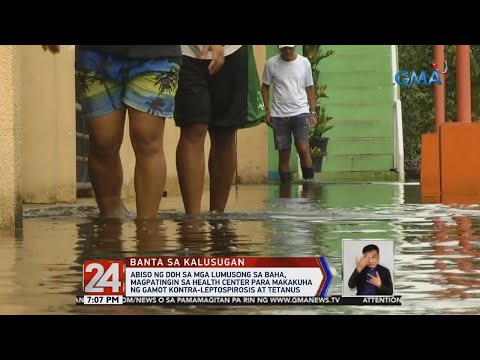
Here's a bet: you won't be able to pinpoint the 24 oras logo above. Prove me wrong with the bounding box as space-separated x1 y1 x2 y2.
395 61 448 86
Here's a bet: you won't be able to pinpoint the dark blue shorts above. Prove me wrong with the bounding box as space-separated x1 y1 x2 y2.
271 113 310 150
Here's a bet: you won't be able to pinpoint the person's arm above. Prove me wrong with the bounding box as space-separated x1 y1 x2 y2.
201 45 225 75
305 59 317 127
306 85 317 127
377 268 393 295
261 83 271 127
261 61 272 127
348 268 361 289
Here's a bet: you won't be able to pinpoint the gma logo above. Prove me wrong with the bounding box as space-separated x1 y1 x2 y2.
395 70 442 86
395 60 448 87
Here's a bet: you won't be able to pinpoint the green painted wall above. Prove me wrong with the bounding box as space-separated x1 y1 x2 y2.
318 45 397 180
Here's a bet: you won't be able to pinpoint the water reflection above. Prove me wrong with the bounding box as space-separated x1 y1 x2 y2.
301 182 316 200
279 182 292 199
76 218 123 258
73 215 265 260
177 218 240 256
430 215 480 300
136 219 168 254
278 182 317 201
3 183 480 314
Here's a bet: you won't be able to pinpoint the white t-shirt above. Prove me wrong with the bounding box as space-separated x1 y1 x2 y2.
262 54 314 117
181 45 242 59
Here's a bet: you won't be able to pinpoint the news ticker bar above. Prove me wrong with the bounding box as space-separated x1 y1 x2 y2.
84 257 334 298
76 295 402 306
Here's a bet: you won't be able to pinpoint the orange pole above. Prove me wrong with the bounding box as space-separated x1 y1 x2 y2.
434 45 445 132
456 45 471 123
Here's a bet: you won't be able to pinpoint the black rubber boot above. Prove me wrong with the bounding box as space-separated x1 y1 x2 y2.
302 167 314 180
279 171 292 183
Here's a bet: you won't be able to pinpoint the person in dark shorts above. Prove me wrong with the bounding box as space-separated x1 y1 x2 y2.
262 45 317 183
174 45 247 216
43 45 182 219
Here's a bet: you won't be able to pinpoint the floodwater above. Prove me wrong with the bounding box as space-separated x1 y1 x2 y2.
1 182 480 315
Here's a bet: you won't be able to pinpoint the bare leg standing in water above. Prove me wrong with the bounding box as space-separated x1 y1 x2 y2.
175 45 247 216
43 45 181 219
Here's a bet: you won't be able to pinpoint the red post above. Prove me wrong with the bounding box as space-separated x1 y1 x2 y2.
434 45 445 132
456 45 471 123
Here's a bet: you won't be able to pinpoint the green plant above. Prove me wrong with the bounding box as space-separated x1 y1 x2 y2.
311 146 324 155
310 102 333 141
303 45 334 152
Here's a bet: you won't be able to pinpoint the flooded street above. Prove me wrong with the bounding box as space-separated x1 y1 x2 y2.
1 182 480 314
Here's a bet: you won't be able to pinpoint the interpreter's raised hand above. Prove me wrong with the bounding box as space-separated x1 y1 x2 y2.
355 254 369 273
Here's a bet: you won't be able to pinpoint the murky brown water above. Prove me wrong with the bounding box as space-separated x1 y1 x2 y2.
2 183 480 314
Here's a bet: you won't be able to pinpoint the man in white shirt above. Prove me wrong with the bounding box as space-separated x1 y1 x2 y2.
262 45 317 183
